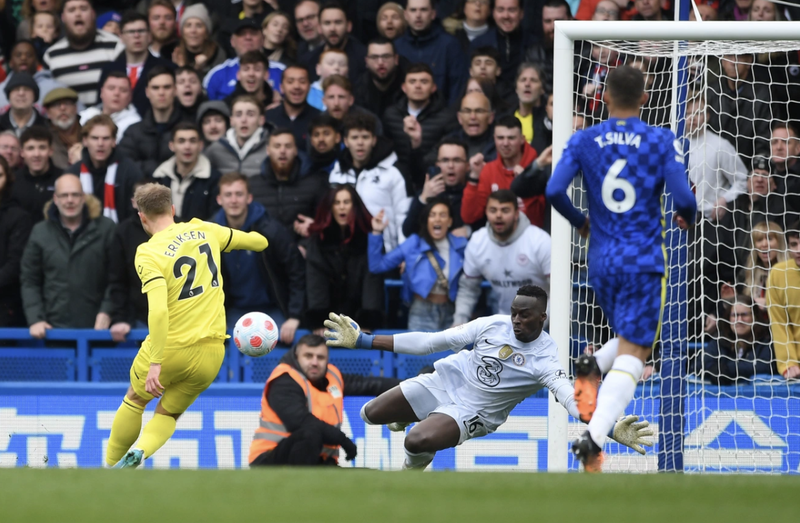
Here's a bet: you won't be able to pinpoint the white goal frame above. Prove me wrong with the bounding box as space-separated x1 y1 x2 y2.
548 20 800 472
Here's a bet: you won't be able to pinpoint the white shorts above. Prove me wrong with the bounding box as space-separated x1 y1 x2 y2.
399 372 493 445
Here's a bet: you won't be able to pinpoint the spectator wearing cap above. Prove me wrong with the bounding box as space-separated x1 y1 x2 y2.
43 88 83 170
79 71 141 143
43 0 125 107
197 100 230 145
0 40 76 111
11 126 64 223
171 4 227 80
0 73 48 137
394 0 467 104
65 114 143 224
222 51 276 109
97 10 122 36
102 10 176 118
218 0 275 58
203 18 272 102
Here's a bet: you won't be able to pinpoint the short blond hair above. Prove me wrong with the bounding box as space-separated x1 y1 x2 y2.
135 183 172 217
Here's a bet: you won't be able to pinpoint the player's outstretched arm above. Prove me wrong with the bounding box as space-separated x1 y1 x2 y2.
324 312 481 354
544 144 587 230
227 229 268 252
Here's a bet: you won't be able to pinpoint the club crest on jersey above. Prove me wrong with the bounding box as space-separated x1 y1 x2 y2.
328 385 342 399
512 353 525 366
498 345 513 360
517 254 529 266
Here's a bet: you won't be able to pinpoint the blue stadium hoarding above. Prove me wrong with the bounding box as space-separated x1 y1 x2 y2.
0 383 797 473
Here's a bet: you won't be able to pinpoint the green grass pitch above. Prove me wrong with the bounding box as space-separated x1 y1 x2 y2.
1 468 797 523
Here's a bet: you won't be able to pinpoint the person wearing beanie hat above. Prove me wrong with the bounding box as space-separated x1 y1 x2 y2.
0 72 48 137
377 2 407 40
172 3 227 79
197 100 230 144
97 11 122 36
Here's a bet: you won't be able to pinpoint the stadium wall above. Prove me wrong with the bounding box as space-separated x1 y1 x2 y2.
1 383 798 473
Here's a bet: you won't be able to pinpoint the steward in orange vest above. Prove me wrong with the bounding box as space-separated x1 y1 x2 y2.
249 334 400 466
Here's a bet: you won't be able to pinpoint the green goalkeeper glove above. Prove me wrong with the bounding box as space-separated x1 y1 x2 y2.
610 415 655 455
323 313 374 349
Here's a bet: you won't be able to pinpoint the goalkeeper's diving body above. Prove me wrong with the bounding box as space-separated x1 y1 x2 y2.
106 183 268 468
545 65 697 472
324 285 654 470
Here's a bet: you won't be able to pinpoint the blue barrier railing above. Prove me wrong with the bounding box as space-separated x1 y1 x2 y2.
0 328 450 383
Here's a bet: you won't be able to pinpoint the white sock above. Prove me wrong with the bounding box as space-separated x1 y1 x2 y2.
593 338 619 374
404 449 435 469
360 402 377 425
587 354 644 448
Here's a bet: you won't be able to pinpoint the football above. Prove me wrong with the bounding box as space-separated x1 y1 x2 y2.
233 312 279 357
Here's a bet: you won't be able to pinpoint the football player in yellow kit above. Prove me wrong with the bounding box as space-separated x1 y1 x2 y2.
107 183 268 468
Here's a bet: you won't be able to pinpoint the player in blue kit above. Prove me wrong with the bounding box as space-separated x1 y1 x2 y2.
545 65 697 472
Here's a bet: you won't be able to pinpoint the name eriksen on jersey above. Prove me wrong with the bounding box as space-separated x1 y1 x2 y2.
594 132 642 148
164 230 206 257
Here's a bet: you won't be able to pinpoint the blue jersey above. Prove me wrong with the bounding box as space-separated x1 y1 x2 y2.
546 117 697 275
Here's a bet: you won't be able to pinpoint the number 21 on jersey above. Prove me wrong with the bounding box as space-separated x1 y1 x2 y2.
173 243 220 300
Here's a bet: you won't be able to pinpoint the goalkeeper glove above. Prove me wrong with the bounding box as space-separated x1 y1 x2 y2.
609 415 655 455
323 313 375 349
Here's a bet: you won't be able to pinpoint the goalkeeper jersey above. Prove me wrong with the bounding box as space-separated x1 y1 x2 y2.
135 219 236 350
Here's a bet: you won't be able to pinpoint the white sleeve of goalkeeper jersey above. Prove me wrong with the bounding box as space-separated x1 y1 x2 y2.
541 357 580 420
392 316 494 355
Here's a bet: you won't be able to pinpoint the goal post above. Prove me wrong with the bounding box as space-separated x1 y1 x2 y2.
548 21 800 473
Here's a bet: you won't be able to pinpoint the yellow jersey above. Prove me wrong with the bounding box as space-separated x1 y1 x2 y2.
135 218 266 356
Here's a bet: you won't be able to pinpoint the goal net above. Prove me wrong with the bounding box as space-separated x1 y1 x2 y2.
549 21 800 474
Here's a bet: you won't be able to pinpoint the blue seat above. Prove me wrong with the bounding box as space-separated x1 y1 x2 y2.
0 348 76 381
393 353 449 379
90 349 138 382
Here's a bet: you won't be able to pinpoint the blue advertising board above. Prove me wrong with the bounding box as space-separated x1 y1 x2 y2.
1 383 798 473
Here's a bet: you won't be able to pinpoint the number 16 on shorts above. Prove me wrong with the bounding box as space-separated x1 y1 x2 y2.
464 415 487 438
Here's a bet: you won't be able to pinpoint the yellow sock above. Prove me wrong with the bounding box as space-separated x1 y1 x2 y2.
105 399 144 466
137 413 177 459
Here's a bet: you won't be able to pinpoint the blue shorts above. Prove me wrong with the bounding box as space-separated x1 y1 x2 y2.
589 272 665 348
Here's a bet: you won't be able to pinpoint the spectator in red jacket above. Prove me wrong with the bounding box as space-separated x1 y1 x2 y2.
460 115 546 228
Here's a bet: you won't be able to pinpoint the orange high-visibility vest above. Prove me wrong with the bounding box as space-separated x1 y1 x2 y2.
248 362 344 465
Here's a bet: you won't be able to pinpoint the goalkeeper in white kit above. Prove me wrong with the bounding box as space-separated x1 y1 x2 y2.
324 285 653 470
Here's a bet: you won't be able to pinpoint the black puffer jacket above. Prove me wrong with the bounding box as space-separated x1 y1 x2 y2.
382 93 459 190
65 148 143 223
0 198 32 326
250 151 329 233
304 225 384 331
10 161 63 223
108 213 150 326
118 106 189 176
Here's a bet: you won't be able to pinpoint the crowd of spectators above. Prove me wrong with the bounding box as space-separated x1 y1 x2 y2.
0 0 798 383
